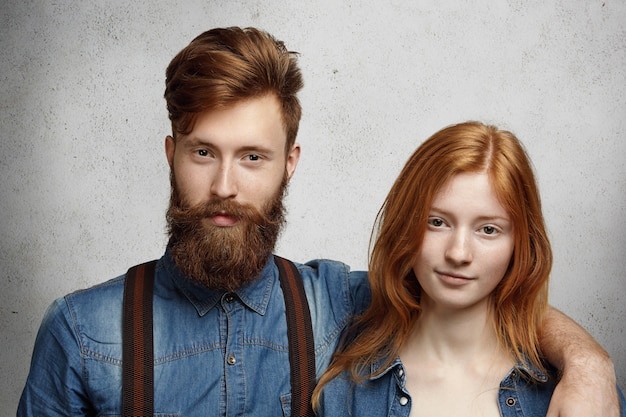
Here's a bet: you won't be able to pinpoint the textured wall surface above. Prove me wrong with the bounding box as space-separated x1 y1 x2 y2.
2 0 625 411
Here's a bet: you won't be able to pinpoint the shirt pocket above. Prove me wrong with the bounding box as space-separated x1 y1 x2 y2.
280 392 292 417
101 413 181 417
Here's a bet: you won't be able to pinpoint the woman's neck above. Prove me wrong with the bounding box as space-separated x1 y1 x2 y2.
406 299 501 364
399 299 514 417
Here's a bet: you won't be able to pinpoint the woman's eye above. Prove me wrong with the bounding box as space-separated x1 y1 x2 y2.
482 226 497 235
197 149 209 157
429 218 444 227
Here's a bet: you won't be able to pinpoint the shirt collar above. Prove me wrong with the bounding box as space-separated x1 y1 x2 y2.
366 356 549 384
162 250 277 317
368 356 404 381
512 359 550 383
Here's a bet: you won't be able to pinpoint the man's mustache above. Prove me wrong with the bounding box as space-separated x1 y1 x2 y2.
167 198 282 228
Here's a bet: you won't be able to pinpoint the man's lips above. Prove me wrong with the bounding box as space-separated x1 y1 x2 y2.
209 213 240 226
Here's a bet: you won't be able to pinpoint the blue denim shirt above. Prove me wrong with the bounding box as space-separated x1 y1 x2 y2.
317 356 626 417
18 252 370 417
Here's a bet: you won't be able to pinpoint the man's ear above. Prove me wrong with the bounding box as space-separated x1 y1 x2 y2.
285 142 301 180
165 135 175 167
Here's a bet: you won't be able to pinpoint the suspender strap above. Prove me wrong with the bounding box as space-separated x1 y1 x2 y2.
274 256 316 417
121 257 315 417
122 260 157 417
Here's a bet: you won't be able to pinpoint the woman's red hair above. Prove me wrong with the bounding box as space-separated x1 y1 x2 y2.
313 121 552 406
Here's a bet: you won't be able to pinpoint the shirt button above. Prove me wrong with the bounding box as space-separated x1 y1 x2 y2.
398 368 405 377
506 397 516 407
399 397 409 406
227 353 236 365
225 294 235 303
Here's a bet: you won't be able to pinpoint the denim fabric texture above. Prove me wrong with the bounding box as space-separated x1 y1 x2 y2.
18 251 370 417
317 356 626 417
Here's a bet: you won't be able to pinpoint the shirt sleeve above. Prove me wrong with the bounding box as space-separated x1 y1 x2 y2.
17 297 94 416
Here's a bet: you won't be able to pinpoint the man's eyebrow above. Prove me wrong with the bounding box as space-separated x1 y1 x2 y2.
181 136 213 147
181 137 276 155
238 145 275 154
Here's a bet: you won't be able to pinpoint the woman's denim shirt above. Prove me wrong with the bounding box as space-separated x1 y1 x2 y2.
18 252 370 417
317 356 625 417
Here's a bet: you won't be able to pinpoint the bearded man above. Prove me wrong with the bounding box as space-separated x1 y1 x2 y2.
18 26 621 417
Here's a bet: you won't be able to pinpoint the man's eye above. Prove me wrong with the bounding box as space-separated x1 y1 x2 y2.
247 154 260 161
197 149 209 157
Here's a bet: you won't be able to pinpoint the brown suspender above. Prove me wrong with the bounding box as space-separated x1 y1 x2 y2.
122 260 157 417
274 255 316 417
122 257 316 417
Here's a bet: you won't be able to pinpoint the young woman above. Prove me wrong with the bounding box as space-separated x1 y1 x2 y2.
313 121 625 416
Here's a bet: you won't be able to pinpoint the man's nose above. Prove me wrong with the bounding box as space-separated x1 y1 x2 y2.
210 162 238 199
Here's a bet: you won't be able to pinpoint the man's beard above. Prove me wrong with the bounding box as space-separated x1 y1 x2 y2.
166 173 287 291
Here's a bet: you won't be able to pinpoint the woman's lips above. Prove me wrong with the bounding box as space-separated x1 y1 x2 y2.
437 271 475 286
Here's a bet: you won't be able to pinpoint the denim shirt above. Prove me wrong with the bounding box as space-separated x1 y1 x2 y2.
18 252 370 417
317 356 626 417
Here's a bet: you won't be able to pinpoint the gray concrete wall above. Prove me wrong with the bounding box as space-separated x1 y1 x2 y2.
2 0 625 412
